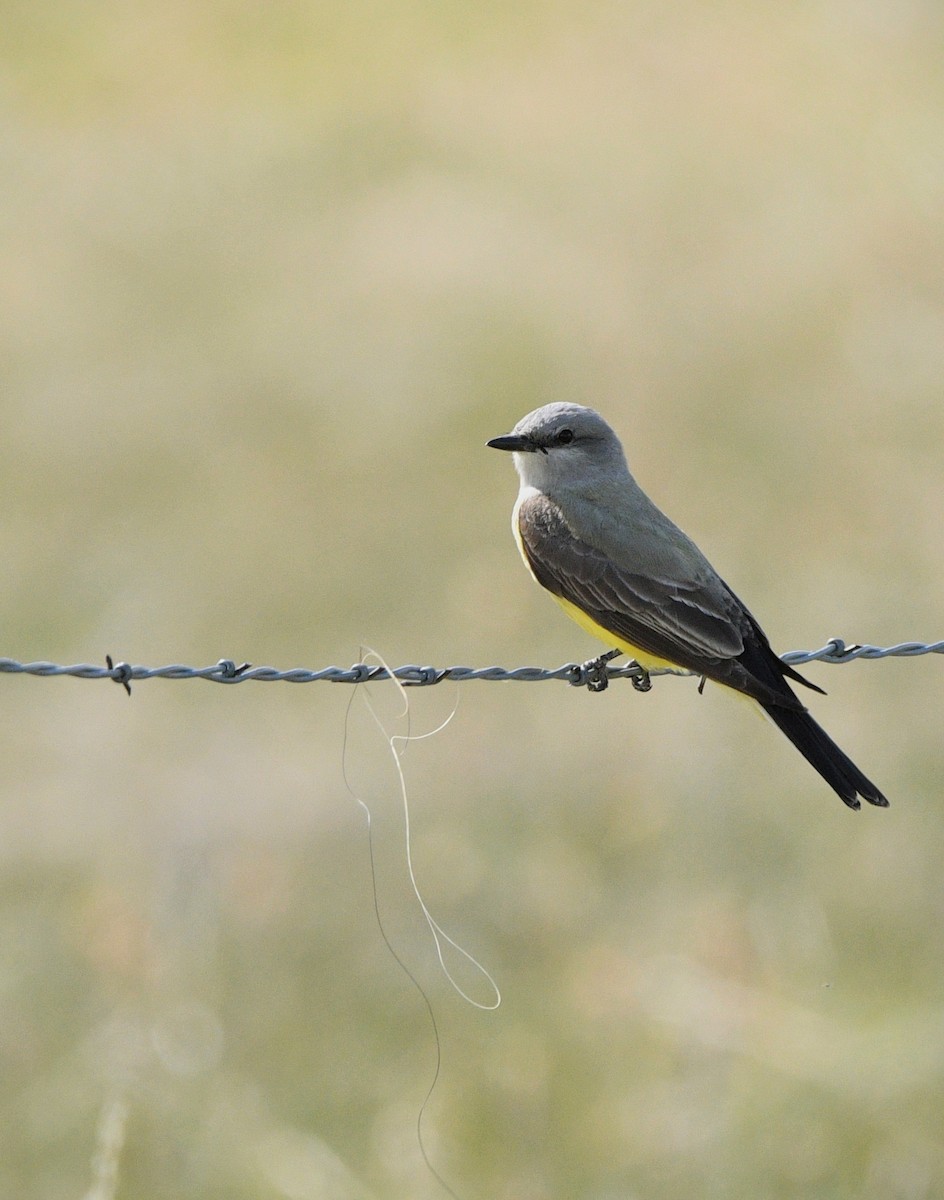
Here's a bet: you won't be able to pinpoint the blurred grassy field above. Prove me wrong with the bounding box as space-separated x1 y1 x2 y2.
3 3 944 1197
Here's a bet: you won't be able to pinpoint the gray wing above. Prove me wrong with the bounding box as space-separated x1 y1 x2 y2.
518 492 807 706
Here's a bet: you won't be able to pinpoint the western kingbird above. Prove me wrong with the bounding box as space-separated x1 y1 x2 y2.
488 402 887 810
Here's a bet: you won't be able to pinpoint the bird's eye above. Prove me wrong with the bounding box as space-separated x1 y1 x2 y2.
557 428 574 445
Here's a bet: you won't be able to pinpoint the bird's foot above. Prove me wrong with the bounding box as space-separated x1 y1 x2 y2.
570 648 623 693
629 662 652 693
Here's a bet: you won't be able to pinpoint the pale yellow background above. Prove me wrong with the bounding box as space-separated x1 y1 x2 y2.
2 4 943 1198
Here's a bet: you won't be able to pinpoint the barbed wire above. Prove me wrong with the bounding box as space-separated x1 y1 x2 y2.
0 638 939 694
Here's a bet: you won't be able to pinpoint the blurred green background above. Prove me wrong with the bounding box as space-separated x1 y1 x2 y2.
3 3 944 1197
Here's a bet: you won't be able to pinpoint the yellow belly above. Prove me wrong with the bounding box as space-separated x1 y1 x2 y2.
552 594 684 673
555 591 763 718
510 491 684 673
509 501 768 713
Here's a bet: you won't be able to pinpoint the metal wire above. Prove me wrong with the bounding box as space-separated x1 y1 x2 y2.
0 638 939 691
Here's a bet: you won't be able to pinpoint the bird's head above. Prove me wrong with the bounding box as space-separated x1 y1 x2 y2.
487 403 628 493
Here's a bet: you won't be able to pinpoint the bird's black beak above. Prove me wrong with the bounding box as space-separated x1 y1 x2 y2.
487 434 538 453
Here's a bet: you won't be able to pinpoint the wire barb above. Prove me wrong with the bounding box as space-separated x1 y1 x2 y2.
0 639 938 688
104 655 133 696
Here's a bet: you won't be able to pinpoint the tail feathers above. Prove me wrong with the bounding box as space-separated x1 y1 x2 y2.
779 659 826 696
762 703 888 811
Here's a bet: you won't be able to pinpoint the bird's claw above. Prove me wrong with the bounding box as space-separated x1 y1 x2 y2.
571 648 623 692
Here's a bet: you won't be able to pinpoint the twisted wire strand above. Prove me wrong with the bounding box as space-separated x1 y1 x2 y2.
0 638 939 690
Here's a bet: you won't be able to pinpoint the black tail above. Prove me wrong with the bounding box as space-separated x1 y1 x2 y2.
762 703 888 811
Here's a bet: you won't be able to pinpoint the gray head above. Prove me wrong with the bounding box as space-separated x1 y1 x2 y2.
487 403 630 495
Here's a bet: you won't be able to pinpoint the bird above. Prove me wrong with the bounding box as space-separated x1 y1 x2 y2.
487 402 887 810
